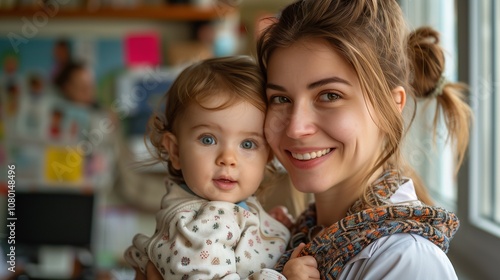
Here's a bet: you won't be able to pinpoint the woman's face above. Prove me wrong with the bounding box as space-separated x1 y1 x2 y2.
264 39 384 194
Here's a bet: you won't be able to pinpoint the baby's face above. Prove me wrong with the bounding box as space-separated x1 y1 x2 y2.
167 98 270 203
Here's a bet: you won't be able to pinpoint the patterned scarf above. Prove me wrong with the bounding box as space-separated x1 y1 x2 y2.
274 170 459 280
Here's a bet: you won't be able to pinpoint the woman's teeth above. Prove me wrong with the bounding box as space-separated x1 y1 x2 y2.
291 148 331 160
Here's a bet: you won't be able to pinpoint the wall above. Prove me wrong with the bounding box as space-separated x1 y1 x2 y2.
0 5 237 276
239 0 292 55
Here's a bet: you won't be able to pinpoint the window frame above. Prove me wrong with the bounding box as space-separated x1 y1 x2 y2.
468 0 500 238
449 0 500 278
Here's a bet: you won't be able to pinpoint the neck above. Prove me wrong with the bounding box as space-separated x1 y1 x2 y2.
314 186 360 227
314 167 384 227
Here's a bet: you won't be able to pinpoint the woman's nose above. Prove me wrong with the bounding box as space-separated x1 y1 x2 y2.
216 147 237 167
286 103 317 139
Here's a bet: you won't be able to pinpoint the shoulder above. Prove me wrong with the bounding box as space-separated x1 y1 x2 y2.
339 233 457 280
160 182 205 210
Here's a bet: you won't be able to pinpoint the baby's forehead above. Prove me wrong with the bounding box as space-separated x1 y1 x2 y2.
181 100 266 134
195 92 240 107
193 91 265 112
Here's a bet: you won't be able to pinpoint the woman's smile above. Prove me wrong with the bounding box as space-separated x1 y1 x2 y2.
285 147 335 171
290 148 332 160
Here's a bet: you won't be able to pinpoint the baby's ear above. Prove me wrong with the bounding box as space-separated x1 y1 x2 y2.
162 132 181 170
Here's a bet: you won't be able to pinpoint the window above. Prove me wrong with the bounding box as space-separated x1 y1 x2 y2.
399 0 458 209
470 0 500 236
399 0 500 277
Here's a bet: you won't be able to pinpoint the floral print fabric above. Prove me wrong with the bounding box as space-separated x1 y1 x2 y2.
125 181 290 279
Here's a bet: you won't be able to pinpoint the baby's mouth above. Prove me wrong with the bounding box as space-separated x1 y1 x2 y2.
214 175 236 183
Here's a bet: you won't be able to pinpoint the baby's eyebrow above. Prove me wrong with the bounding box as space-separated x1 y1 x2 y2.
243 131 265 139
190 123 219 131
191 124 264 139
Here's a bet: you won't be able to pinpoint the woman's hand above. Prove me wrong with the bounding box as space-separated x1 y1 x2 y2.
282 243 320 280
134 261 162 280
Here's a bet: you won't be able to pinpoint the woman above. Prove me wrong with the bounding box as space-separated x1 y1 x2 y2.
256 0 471 279
141 0 471 279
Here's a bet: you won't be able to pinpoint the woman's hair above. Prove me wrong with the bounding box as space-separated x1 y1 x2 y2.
257 0 472 205
148 56 267 184
408 27 472 171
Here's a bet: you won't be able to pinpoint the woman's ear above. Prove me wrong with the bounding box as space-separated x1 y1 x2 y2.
392 86 406 112
162 132 181 170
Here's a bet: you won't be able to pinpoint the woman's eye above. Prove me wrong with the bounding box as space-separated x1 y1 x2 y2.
200 135 216 145
319 92 341 102
269 96 291 104
241 140 256 150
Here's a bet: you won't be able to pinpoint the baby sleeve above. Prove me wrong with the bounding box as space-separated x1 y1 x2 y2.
123 233 152 275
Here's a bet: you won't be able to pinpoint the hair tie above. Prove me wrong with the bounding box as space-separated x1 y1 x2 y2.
430 75 448 97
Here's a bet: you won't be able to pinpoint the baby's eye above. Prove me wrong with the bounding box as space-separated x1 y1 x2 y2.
241 140 257 150
199 135 216 145
319 92 341 102
269 96 291 104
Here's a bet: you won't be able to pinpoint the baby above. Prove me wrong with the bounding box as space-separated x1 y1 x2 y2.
124 56 290 279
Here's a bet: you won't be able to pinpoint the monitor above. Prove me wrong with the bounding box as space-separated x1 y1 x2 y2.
14 191 95 248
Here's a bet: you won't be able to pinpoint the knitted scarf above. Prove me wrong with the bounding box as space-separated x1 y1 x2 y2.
274 170 459 280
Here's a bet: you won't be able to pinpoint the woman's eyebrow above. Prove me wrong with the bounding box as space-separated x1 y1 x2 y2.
266 76 352 92
266 83 286 92
308 77 352 89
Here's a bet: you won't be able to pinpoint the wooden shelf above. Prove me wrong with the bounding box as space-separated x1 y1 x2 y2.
0 5 236 21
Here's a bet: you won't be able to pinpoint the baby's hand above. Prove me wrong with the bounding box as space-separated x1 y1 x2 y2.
268 205 295 229
134 261 162 280
282 243 320 280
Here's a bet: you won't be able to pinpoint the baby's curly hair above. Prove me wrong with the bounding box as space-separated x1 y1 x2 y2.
147 56 274 187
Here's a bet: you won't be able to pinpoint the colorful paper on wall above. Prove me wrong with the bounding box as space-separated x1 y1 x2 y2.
45 146 84 183
125 32 161 67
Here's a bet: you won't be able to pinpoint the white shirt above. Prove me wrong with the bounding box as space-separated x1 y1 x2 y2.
338 179 458 280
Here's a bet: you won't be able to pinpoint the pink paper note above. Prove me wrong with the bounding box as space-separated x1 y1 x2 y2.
125 32 161 67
